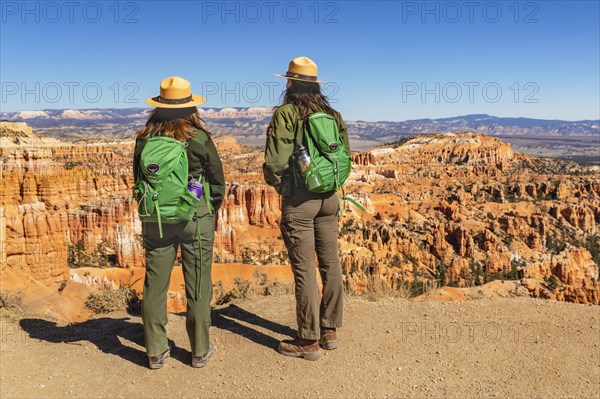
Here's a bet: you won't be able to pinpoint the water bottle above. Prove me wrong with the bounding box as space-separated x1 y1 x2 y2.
188 177 203 199
293 145 323 191
293 145 311 173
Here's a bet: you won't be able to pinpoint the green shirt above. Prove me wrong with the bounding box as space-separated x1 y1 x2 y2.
133 129 226 212
262 104 350 193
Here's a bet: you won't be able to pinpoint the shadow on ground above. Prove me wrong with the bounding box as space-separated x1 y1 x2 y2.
212 304 296 351
19 303 296 367
19 317 148 367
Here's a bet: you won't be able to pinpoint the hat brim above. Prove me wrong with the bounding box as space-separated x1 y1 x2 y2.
146 94 206 108
274 74 327 84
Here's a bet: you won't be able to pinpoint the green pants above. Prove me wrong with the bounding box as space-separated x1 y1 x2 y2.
280 189 344 340
141 211 214 357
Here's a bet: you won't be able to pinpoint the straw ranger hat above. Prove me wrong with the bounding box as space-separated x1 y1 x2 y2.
275 56 327 84
146 76 206 108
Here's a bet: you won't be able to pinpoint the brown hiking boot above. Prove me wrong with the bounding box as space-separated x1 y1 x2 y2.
319 328 338 350
279 338 321 361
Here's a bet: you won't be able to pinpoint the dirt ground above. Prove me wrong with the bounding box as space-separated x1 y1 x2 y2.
1 294 599 399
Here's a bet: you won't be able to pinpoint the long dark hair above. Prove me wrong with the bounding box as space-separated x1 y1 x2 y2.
280 80 336 118
136 107 212 141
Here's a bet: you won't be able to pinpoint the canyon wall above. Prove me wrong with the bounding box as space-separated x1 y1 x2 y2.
1 125 598 313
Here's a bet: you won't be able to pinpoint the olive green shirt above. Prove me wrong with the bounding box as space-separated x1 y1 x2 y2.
133 129 226 212
262 104 350 193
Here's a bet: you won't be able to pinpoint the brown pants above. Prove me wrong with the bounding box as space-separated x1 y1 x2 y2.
280 189 343 340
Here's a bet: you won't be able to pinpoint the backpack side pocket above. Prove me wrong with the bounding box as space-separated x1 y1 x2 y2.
175 187 201 221
134 180 155 218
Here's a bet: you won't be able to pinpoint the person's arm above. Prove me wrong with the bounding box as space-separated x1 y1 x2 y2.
133 138 141 184
188 130 226 212
201 136 226 212
337 112 351 152
262 107 296 193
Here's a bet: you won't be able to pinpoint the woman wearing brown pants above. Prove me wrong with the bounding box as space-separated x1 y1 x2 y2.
263 56 350 360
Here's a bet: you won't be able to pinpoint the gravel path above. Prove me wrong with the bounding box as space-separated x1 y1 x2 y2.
1 295 599 398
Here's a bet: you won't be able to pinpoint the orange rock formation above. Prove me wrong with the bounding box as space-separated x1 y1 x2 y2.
1 125 598 321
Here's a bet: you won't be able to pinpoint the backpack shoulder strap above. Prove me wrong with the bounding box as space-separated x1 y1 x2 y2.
292 106 307 150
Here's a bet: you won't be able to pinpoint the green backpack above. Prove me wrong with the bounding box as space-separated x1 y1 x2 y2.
132 136 211 238
298 112 352 193
296 112 365 212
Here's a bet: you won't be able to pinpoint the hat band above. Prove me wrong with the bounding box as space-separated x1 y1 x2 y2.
285 71 318 82
154 95 194 104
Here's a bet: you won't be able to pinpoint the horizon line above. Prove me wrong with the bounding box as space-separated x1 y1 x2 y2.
1 106 599 124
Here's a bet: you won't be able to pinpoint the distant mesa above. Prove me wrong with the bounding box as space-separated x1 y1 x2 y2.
13 110 51 119
1 108 598 137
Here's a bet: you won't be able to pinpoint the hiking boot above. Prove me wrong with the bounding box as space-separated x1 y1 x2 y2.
319 328 339 350
148 348 170 370
192 343 215 368
279 338 321 361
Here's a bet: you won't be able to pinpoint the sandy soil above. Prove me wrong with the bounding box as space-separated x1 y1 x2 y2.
1 294 599 399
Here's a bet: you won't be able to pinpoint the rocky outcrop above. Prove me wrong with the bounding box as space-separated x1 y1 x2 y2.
2 202 70 284
364 133 514 178
335 133 599 301
1 123 141 285
219 184 281 229
550 204 597 233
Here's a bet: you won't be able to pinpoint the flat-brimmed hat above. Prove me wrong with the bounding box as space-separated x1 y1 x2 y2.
275 56 327 84
146 76 206 108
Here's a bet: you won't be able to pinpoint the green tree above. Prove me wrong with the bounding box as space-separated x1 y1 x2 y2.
586 234 600 266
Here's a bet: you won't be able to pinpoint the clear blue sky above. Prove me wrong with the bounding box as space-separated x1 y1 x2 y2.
1 0 599 121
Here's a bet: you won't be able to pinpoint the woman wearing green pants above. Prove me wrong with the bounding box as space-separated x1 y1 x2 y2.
133 76 225 369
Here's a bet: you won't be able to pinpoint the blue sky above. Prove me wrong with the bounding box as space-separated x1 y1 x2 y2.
1 0 599 121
